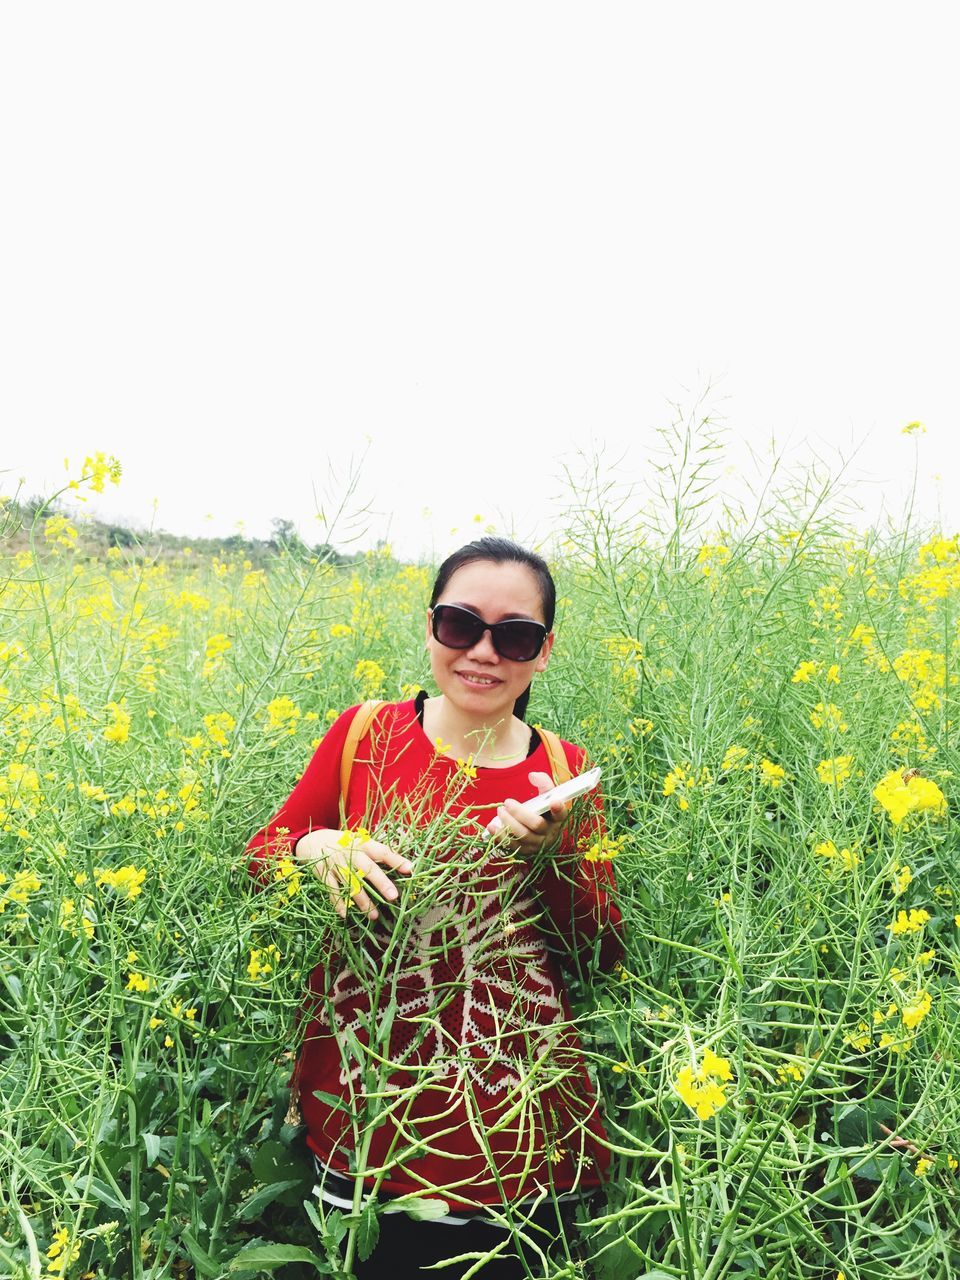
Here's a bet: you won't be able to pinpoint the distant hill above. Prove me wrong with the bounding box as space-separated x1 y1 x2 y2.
0 496 357 567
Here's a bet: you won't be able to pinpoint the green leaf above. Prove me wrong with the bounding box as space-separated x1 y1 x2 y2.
83 1176 129 1213
141 1132 162 1164
236 1179 302 1222
228 1243 328 1272
180 1228 221 1277
310 1089 354 1115
357 1200 380 1262
322 1209 347 1247
302 1197 324 1233
384 1197 451 1221
251 1139 304 1185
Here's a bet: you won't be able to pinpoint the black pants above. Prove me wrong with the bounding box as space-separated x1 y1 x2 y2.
351 1201 580 1279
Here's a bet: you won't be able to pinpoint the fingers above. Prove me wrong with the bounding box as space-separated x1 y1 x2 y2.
495 797 571 852
527 771 570 821
363 840 414 874
313 834 414 921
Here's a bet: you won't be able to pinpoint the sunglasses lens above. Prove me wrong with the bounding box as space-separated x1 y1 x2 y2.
494 622 544 661
432 606 546 660
433 607 483 649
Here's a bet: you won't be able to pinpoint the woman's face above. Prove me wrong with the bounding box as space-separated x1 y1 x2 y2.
426 559 554 720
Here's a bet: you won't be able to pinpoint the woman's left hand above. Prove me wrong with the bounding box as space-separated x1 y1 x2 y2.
491 771 571 856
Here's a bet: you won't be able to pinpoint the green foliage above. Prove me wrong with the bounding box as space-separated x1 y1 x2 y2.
2 434 960 1278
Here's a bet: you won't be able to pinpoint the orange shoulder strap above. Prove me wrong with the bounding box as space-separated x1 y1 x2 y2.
339 700 386 809
534 725 572 785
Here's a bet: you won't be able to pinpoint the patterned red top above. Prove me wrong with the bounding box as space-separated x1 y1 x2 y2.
246 700 623 1211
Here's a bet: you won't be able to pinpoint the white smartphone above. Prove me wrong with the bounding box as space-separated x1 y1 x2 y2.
485 767 602 836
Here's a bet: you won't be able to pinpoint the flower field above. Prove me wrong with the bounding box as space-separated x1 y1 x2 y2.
2 450 959 1280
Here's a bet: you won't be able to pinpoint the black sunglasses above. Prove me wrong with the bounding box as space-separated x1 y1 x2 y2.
430 604 548 662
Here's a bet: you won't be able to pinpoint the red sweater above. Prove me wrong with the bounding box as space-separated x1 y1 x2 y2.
246 699 623 1211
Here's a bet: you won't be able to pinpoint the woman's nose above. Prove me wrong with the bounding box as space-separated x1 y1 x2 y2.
466 627 500 661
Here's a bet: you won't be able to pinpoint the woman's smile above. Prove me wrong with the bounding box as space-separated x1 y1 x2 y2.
455 670 503 688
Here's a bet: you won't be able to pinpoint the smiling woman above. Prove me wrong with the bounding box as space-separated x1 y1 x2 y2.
422 552 555 770
245 536 623 1278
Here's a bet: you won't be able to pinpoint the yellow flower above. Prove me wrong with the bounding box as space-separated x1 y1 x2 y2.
878 1030 913 1053
674 1047 734 1120
915 1157 933 1177
902 421 926 435
844 1023 871 1052
103 699 131 744
337 826 371 847
5 870 42 905
888 908 931 936
264 696 300 734
582 834 625 862
126 971 152 993
873 769 947 826
330 623 353 638
810 702 848 733
58 898 95 941
95 865 147 900
721 745 749 772
900 989 932 1030
202 633 231 677
791 660 818 683
696 544 730 577
759 759 786 787
247 944 280 981
817 755 854 787
44 513 79 547
204 711 236 748
814 840 860 872
826 664 841 684
776 1063 803 1082
354 658 386 694
81 450 122 492
455 755 478 781
662 763 712 808
273 857 302 897
628 717 654 738
46 1227 81 1276
891 863 913 896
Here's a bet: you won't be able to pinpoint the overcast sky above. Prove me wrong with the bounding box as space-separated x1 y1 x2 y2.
2 3 958 560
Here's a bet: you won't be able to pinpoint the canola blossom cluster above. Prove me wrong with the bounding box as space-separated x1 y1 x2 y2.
873 769 947 826
674 1047 734 1121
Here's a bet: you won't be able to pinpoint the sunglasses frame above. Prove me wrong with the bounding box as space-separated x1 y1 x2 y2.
430 604 548 662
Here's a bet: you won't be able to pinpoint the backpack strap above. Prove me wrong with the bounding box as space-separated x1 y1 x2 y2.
534 725 573 785
339 700 386 811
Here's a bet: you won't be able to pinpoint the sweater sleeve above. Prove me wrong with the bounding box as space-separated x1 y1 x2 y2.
245 705 361 887
534 744 624 975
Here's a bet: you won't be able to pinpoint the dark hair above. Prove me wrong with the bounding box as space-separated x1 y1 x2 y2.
429 537 556 721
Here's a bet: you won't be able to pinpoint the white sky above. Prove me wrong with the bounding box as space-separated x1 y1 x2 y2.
2 3 958 560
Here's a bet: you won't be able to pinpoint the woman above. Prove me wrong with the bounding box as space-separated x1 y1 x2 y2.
247 537 623 1277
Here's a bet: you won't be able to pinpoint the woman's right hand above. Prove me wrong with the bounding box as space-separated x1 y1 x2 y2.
293 828 413 921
